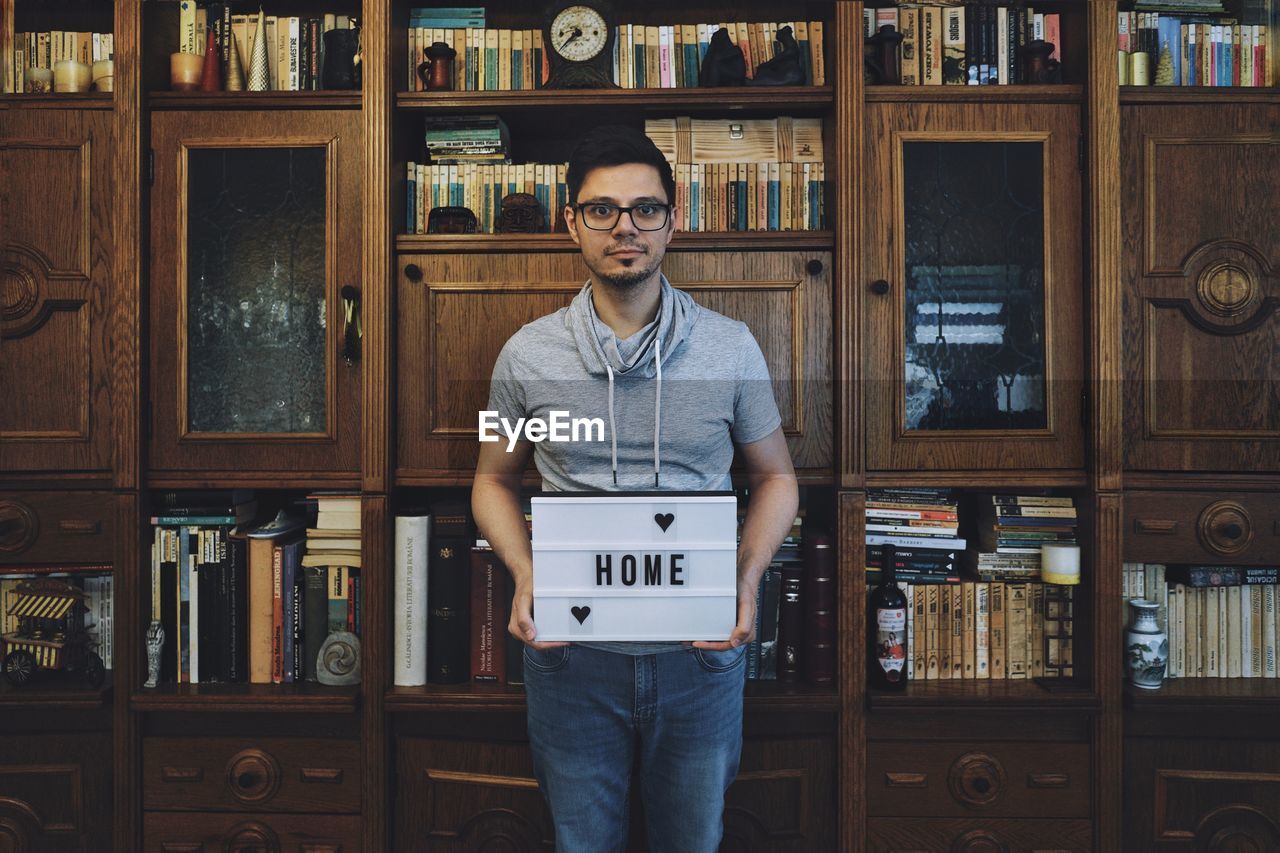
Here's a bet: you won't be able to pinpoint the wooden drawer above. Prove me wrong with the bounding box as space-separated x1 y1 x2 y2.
1124 490 1280 565
0 491 114 565
0 730 113 853
868 817 1092 852
867 741 1090 818
143 738 360 813
144 812 360 852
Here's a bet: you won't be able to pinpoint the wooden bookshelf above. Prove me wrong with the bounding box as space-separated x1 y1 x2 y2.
148 90 361 109
864 83 1084 104
868 679 1099 712
130 683 360 714
394 229 836 254
396 84 835 112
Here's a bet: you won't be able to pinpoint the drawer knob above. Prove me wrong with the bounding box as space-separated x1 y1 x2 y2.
1197 500 1253 556
869 279 890 296
948 752 1006 808
806 258 824 275
225 749 281 805
952 828 1010 853
0 500 38 554
226 820 280 853
404 263 424 283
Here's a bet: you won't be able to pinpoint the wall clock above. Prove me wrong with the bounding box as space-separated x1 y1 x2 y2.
544 1 618 89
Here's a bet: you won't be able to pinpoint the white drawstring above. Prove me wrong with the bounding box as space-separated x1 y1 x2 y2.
605 362 618 485
653 337 662 487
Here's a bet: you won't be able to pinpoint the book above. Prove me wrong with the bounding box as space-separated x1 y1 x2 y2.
470 547 506 683
394 513 430 687
776 563 804 682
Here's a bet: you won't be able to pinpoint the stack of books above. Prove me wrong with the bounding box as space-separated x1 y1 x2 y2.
423 114 510 164
865 487 964 586
966 494 1078 581
303 493 362 647
901 580 1073 680
1118 7 1270 86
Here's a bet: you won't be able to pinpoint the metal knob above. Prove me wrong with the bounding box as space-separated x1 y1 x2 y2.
806 258 824 275
404 263 424 282
870 279 890 295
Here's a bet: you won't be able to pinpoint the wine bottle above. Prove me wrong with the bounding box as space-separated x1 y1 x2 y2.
870 544 908 690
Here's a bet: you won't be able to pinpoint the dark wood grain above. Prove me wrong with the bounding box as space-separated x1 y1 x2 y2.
1123 490 1280 564
863 101 1086 473
395 230 836 254
142 811 361 852
0 729 114 852
396 85 834 112
866 84 1085 103
868 817 1093 852
130 684 360 714
0 490 114 563
867 679 1099 712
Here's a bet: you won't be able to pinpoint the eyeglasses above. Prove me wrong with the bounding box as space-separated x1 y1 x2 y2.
575 202 672 231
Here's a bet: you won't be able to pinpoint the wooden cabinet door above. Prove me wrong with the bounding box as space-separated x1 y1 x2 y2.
148 110 362 478
0 107 114 477
396 250 831 482
1121 103 1280 473
864 102 1085 472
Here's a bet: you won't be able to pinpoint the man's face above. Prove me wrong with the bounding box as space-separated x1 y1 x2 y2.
565 163 676 291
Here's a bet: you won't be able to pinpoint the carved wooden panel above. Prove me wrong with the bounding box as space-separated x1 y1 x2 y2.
143 737 361 813
396 251 832 482
1126 737 1280 851
1121 104 1280 472
0 491 114 565
867 817 1093 852
394 733 835 852
1124 490 1280 565
143 812 361 852
863 102 1086 473
867 741 1091 818
148 110 362 478
0 109 113 477
0 731 111 852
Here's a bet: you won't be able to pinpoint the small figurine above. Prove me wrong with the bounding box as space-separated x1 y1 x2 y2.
497 193 545 234
2 578 105 688
317 631 361 686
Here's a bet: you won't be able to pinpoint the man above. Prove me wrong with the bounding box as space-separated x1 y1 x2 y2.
472 125 798 852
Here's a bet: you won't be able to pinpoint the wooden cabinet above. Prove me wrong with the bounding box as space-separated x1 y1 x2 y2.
0 729 113 852
147 109 363 479
144 812 362 852
1124 490 1280 564
863 101 1085 472
1120 103 1280 473
0 490 114 564
0 106 114 477
396 249 832 482
868 817 1093 852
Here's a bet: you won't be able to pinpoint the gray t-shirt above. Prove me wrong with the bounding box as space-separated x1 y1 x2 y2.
485 276 782 653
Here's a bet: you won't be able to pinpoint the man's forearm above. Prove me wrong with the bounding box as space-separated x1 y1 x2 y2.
736 474 800 589
472 475 533 585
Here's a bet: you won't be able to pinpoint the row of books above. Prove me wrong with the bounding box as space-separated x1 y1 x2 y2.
1125 563 1280 679
866 4 1062 86
5 31 114 94
900 581 1074 680
406 20 827 92
148 524 360 686
0 566 113 669
405 162 568 235
1118 14 1272 86
175 3 357 91
669 161 828 233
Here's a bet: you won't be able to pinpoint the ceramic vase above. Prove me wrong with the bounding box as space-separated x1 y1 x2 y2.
199 28 221 91
1125 599 1167 689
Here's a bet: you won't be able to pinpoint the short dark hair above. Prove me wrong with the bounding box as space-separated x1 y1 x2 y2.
566 124 676 207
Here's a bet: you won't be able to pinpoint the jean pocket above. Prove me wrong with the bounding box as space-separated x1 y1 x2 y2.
523 644 570 673
693 644 747 673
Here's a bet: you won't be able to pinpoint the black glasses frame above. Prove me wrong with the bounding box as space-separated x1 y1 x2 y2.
573 202 673 231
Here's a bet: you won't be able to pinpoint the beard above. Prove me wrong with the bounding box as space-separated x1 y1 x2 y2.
589 244 663 290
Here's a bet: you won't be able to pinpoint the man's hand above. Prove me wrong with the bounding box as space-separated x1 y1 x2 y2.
510 574 567 650
692 577 757 651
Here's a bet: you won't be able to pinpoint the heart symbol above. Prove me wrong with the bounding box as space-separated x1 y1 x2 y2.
654 513 674 532
571 606 591 624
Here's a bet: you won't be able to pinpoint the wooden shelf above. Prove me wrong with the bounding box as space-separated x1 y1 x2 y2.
866 84 1084 104
0 674 112 709
131 683 360 713
1120 86 1280 105
145 473 361 490
866 471 1089 489
386 680 838 713
868 679 1099 712
0 93 113 110
148 90 361 110
393 469 836 488
395 230 835 254
396 85 834 112
1124 679 1280 712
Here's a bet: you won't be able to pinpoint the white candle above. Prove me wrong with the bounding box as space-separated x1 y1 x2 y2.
53 59 91 93
1041 543 1082 585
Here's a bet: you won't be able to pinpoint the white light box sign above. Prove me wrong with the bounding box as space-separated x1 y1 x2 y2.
531 494 738 641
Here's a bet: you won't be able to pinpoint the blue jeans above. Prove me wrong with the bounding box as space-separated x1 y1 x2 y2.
524 643 747 853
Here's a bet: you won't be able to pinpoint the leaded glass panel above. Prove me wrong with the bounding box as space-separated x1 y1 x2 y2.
902 140 1047 431
186 146 327 433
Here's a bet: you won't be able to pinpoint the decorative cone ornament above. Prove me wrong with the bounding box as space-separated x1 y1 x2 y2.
248 8 271 91
199 27 221 91
226 31 245 91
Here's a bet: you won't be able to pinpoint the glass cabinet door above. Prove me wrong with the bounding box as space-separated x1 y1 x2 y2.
149 110 362 478
864 103 1084 472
